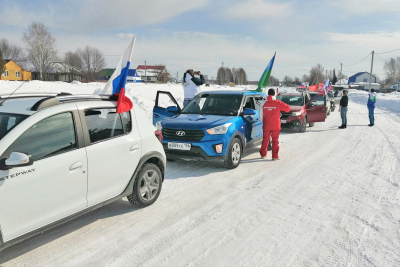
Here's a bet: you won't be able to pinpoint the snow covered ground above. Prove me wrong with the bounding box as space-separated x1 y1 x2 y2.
1 81 400 267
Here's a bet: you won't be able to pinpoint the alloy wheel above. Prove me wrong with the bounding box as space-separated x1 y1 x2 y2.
232 143 241 164
139 170 160 201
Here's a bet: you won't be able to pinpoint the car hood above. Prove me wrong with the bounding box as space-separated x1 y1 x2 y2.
162 114 235 129
288 106 303 112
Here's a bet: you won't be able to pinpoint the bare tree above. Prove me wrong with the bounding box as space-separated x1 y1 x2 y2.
224 68 233 84
0 50 6 80
282 76 293 86
309 64 325 85
64 51 82 82
302 74 310 84
78 46 105 81
217 67 226 85
383 57 400 84
294 77 301 85
268 75 279 86
23 22 58 80
0 39 25 63
231 67 247 85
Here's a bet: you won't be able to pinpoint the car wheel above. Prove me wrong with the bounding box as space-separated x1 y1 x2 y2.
224 137 242 169
127 163 162 208
309 122 315 127
299 117 307 133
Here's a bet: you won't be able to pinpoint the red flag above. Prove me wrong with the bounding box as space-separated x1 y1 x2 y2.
116 88 133 113
309 85 318 91
318 82 323 91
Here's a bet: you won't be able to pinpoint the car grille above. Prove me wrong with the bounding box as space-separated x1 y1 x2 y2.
281 113 291 119
162 128 205 141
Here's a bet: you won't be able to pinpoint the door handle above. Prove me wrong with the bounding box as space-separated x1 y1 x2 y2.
69 162 83 171
130 144 140 151
153 114 159 118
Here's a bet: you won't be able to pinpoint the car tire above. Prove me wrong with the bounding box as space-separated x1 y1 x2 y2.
309 122 315 127
224 137 242 169
299 117 307 133
127 163 162 208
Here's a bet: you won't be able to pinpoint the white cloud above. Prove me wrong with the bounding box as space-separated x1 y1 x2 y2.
332 0 400 14
226 0 293 19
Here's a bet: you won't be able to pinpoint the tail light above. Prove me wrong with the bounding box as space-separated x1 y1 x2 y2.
155 130 163 143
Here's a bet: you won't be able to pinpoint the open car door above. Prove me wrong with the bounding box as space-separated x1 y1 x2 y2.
153 91 181 125
306 94 326 123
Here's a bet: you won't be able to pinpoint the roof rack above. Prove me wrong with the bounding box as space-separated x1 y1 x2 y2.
0 92 72 99
30 94 114 111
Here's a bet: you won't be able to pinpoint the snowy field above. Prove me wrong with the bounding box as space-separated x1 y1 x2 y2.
349 90 400 118
0 81 400 266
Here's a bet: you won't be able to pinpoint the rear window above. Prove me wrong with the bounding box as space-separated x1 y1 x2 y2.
0 113 28 140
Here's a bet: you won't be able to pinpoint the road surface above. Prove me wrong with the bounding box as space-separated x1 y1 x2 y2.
1 101 400 267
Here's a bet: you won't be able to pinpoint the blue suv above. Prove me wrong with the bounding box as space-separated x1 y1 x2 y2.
153 90 267 169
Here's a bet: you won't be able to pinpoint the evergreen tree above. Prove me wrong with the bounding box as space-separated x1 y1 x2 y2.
332 69 338 85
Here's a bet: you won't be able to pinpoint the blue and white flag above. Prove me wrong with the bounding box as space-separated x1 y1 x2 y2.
101 36 136 113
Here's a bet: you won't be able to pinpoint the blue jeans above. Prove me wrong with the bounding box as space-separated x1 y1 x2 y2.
341 107 348 125
183 98 192 107
368 107 375 125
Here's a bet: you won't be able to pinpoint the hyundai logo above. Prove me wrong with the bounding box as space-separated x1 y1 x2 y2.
176 131 186 136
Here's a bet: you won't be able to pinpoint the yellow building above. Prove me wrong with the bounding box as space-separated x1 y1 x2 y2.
1 60 31 81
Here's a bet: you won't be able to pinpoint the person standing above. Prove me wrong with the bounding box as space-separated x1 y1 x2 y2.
339 90 348 129
183 69 205 106
259 88 291 160
367 89 377 126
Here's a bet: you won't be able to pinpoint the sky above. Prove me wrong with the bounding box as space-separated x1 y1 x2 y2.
1 0 400 81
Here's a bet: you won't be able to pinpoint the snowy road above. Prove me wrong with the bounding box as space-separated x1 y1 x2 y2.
1 101 400 267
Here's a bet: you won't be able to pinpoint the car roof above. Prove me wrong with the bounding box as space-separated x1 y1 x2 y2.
201 90 266 96
0 97 46 115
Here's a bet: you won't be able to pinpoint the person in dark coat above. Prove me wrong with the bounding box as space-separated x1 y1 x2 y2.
339 90 348 129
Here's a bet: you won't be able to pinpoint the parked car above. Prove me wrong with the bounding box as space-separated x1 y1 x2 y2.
276 92 326 132
0 93 166 251
153 90 267 169
309 92 331 117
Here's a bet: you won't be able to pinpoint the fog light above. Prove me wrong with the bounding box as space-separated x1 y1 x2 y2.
215 144 223 154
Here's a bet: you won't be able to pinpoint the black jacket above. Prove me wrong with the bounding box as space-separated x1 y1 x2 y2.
191 74 205 86
340 96 348 107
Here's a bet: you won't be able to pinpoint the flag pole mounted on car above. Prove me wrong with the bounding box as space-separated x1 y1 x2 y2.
100 36 136 113
256 52 276 93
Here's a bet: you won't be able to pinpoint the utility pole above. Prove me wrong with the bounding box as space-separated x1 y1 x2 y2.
340 63 343 85
326 70 328 80
144 60 147 83
176 71 178 83
368 51 374 92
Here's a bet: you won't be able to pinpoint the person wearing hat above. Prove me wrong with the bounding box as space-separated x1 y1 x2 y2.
183 69 205 106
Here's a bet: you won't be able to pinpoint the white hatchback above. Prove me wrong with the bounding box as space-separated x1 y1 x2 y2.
0 93 166 251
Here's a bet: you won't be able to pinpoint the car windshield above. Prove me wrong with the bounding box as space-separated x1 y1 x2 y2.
0 113 28 140
276 95 304 106
182 94 242 116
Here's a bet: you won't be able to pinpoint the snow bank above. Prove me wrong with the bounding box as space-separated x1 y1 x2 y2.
349 89 400 117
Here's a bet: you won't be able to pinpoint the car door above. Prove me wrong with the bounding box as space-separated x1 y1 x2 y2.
306 94 326 123
242 96 263 144
153 91 181 125
75 102 142 206
0 106 88 242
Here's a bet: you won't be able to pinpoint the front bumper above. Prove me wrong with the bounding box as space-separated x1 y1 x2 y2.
281 118 302 129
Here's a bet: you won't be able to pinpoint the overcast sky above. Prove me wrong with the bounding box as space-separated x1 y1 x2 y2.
1 0 400 81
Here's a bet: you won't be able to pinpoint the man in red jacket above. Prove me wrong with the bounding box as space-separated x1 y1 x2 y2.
260 89 291 160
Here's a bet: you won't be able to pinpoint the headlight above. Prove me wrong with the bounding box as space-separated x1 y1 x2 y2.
206 123 232 135
155 121 162 131
291 111 302 116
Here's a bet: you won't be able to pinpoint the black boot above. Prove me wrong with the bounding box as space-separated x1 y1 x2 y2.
344 124 347 128
339 125 345 129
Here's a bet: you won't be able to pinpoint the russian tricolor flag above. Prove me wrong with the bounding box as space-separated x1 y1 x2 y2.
101 36 136 113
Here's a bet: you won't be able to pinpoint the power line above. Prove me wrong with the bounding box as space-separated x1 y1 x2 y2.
375 48 400 55
343 52 371 66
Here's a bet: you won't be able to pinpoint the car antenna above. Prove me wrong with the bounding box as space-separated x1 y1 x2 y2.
0 81 28 106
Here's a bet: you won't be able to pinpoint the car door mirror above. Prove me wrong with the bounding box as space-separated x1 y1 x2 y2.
0 152 33 170
166 106 179 113
243 108 256 116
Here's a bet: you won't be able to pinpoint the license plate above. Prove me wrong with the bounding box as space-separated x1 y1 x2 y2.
168 142 191 150
281 120 287 123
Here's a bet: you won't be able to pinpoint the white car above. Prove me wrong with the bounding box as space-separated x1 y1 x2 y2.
0 93 166 251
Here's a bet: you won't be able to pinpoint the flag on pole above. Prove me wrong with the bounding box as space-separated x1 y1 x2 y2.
309 84 318 91
101 36 136 113
256 52 276 92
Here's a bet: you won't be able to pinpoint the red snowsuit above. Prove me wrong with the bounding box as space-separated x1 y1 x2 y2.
259 95 291 158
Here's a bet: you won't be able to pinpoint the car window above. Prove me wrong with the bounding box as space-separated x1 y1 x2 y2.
310 95 325 106
9 112 77 160
244 97 255 110
85 108 125 143
182 94 242 116
120 111 132 134
0 113 28 140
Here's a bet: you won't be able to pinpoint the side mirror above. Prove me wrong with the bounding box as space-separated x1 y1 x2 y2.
243 108 256 116
0 152 33 170
166 106 179 113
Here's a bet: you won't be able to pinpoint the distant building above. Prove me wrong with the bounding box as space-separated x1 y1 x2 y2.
388 81 400 91
348 72 376 85
96 68 115 82
31 62 84 82
136 65 169 83
1 60 31 81
127 69 141 83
